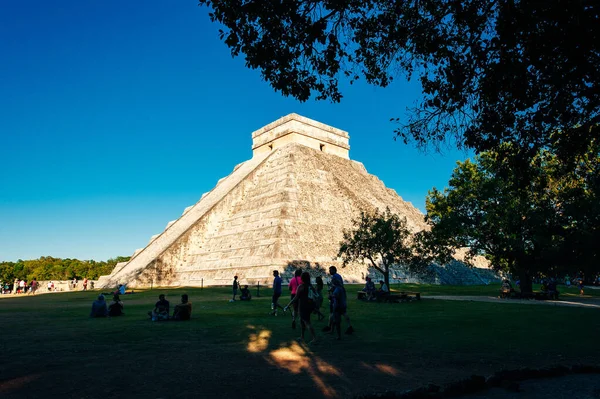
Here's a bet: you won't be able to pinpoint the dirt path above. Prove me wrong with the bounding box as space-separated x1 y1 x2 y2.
424 295 600 309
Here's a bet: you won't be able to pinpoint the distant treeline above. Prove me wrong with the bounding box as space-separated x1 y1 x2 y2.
0 256 131 282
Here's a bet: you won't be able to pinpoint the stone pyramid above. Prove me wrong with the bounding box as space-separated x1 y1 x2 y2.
99 114 433 288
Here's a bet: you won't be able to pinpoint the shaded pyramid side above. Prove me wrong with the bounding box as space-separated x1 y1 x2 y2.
111 143 431 287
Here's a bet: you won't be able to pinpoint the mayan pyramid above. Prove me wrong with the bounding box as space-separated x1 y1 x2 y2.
98 114 438 288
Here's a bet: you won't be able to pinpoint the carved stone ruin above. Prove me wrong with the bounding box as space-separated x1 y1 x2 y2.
99 114 494 288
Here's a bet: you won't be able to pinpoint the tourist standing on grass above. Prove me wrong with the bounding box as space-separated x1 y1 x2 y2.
232 276 239 301
330 279 347 340
285 272 317 344
312 276 325 321
270 270 285 316
326 266 354 335
288 269 303 329
14 279 18 294
83 278 88 291
29 279 37 295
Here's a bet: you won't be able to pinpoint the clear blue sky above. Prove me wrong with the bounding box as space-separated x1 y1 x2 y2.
0 0 470 262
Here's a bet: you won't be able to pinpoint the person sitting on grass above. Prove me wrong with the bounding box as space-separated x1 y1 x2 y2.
148 294 170 321
240 285 252 301
547 278 559 300
364 277 376 301
375 280 390 301
172 294 192 321
108 294 124 317
500 279 513 299
90 294 108 318
541 279 548 294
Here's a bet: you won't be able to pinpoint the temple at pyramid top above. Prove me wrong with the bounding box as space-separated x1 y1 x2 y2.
251 113 350 159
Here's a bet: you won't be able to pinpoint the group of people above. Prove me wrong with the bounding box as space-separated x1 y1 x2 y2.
148 294 192 321
500 276 587 299
71 278 89 291
540 278 560 299
231 276 252 301
90 294 125 317
264 266 354 343
1 278 94 294
359 277 389 301
1 279 39 294
90 292 193 321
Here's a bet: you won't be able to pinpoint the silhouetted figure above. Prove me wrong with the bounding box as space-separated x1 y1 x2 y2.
285 272 317 344
232 276 239 301
172 294 192 321
108 294 124 317
240 285 252 301
90 295 108 318
270 270 285 316
149 294 170 321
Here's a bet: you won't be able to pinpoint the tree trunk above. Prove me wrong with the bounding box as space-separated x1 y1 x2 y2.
383 267 390 292
519 271 533 294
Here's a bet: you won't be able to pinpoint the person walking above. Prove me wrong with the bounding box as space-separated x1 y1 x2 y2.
284 272 317 344
270 270 285 316
288 269 302 329
324 266 354 335
312 276 325 321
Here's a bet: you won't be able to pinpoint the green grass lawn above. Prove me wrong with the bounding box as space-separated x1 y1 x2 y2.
1 285 598 399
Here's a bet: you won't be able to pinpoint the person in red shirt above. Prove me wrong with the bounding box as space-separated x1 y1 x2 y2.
288 269 302 329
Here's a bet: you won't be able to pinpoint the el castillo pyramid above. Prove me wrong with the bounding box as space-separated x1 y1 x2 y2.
99 114 496 288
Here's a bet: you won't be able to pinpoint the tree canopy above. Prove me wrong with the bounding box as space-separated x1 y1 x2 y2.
337 207 428 288
425 141 599 291
0 256 130 282
199 0 599 160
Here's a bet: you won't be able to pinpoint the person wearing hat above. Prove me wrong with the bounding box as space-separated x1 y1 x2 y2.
90 294 108 318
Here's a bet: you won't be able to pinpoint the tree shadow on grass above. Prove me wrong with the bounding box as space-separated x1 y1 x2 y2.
244 323 411 398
